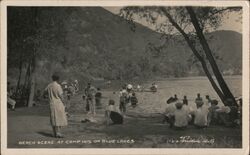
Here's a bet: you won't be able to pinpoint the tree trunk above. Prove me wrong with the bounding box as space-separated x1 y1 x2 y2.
186 7 237 106
22 62 31 106
27 48 36 107
160 7 226 102
28 71 35 107
16 52 23 94
200 59 225 101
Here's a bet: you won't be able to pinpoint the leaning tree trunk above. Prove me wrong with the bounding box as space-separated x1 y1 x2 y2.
186 7 237 106
160 7 226 102
200 59 225 101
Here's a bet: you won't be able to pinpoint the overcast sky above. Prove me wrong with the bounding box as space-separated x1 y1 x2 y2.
104 7 242 33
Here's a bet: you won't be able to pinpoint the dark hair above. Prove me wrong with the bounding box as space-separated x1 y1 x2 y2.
196 100 204 108
175 102 183 109
109 99 115 105
132 92 136 96
52 75 59 81
211 100 218 105
97 88 101 91
197 93 200 96
239 98 242 106
184 95 187 99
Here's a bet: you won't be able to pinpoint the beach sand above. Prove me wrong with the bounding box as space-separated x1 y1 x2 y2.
7 77 242 148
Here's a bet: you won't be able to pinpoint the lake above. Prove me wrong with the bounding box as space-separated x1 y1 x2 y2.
101 75 242 114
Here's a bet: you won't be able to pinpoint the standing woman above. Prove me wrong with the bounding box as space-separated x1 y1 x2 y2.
45 74 68 138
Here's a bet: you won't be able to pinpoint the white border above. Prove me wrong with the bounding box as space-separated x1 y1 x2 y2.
1 0 249 155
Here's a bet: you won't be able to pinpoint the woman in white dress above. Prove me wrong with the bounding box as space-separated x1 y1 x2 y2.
45 74 68 138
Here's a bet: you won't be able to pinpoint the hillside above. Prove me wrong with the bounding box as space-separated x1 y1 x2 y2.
7 7 242 89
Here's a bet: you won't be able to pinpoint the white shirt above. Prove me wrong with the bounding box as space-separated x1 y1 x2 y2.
127 84 133 89
165 102 177 117
174 108 189 127
45 81 63 102
193 105 209 126
106 105 121 114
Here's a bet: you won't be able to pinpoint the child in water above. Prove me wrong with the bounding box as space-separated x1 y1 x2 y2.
130 92 138 108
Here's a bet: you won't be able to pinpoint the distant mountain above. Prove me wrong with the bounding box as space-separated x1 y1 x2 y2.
7 7 242 88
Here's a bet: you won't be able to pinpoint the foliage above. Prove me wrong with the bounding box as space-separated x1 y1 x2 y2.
7 7 242 106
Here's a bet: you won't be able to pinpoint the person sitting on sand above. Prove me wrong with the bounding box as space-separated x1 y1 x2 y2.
171 102 191 130
130 92 138 108
191 100 209 128
105 99 123 125
207 99 220 126
216 99 238 127
7 82 16 111
163 99 178 128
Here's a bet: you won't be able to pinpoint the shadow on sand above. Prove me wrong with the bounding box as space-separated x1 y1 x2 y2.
37 131 54 138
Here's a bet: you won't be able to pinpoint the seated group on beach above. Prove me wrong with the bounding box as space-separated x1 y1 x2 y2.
35 74 242 138
164 94 242 130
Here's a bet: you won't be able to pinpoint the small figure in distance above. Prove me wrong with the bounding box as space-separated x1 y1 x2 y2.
183 95 188 106
195 93 203 103
166 94 178 104
95 88 102 108
150 83 157 92
130 92 138 108
205 95 212 107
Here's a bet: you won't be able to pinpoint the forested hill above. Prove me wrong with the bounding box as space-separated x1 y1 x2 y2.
8 7 242 89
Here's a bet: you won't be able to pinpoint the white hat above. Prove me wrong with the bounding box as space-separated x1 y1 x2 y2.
127 84 133 89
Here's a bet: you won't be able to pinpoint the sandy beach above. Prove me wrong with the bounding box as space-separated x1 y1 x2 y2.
7 77 242 148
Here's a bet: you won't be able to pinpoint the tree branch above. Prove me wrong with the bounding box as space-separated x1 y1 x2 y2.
202 7 240 20
159 7 203 61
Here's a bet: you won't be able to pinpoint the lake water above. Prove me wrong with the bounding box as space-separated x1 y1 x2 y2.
101 76 242 114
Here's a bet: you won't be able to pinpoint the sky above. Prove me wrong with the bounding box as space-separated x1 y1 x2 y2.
104 7 242 33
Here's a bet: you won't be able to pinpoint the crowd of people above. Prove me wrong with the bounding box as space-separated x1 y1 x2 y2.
8 75 242 138
81 83 139 125
163 94 242 130
61 80 79 100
